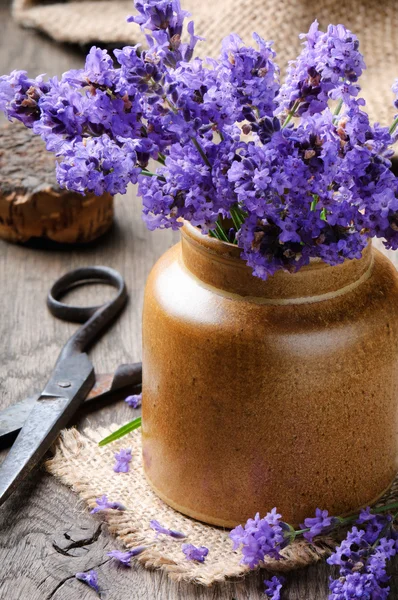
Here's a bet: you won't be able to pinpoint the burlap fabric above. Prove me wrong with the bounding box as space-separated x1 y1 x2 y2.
10 0 398 125
45 424 398 585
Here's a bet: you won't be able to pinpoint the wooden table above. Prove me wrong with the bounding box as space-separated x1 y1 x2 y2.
1 2 398 597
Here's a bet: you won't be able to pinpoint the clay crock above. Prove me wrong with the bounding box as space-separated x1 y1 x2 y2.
142 222 398 527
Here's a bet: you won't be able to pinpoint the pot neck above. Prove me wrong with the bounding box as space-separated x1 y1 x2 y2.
180 222 374 303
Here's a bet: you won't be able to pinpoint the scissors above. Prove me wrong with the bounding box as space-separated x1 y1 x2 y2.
0 266 142 507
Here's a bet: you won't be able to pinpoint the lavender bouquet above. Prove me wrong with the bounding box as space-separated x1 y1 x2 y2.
2 0 398 280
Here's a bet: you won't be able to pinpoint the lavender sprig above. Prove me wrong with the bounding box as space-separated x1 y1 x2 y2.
231 504 398 599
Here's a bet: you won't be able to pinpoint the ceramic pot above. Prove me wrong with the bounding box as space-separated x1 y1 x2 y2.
142 222 398 527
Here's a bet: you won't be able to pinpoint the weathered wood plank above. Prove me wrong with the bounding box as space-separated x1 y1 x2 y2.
1 0 398 597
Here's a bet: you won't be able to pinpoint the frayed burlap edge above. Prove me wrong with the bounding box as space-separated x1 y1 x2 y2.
45 424 338 586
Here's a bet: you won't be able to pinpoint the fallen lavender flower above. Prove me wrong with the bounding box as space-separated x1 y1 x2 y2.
108 546 147 566
150 519 186 539
113 448 132 473
181 543 209 562
125 393 142 408
264 575 285 600
75 570 99 593
90 494 126 513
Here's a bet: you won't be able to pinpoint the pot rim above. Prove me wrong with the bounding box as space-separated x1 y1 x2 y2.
180 221 375 302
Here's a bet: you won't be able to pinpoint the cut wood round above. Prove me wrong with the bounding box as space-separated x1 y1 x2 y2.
0 122 114 244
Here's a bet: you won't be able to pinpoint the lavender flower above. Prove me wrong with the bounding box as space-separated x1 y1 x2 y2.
230 509 292 568
328 510 397 599
181 543 209 562
128 0 201 66
125 393 142 408
150 519 186 539
393 79 398 111
90 494 126 513
219 32 279 122
277 21 365 118
113 448 132 473
264 576 285 599
0 70 50 127
75 570 99 593
108 546 147 565
301 508 339 542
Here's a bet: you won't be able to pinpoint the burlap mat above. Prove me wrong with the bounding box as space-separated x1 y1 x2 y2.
44 424 398 586
10 0 398 125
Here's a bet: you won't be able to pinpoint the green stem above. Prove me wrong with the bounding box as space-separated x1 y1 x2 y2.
369 501 398 515
98 417 142 446
282 100 301 129
230 209 241 233
215 220 230 242
390 116 398 136
191 137 211 168
140 169 165 180
333 98 344 117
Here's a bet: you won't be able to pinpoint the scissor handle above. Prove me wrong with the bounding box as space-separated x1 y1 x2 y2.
47 266 127 361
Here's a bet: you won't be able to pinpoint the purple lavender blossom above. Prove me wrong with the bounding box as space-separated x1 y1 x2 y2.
75 570 99 593
181 543 209 562
327 511 397 599
108 546 147 565
357 507 393 544
125 393 142 408
393 79 398 110
55 136 142 196
219 32 279 121
301 508 339 542
277 21 365 118
230 509 291 568
90 494 126 513
0 70 50 127
150 519 186 539
264 576 285 600
113 448 132 473
128 0 202 66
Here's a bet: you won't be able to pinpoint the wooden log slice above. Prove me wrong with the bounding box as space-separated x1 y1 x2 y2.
0 122 114 244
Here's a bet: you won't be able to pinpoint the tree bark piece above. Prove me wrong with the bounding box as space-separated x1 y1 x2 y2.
0 121 114 244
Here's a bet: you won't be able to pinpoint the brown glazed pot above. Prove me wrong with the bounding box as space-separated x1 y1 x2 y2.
142 222 398 527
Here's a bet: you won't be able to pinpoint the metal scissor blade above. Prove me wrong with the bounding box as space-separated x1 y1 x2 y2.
0 362 142 448
0 353 94 507
0 393 39 444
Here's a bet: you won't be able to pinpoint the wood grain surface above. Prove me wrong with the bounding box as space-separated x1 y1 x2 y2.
1 2 398 597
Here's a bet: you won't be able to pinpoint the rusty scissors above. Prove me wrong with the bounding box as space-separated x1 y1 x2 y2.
0 266 142 507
